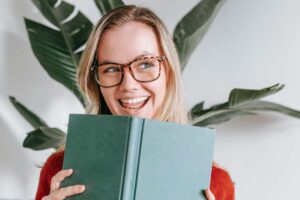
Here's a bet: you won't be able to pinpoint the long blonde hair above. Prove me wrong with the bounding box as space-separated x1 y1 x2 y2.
77 5 189 124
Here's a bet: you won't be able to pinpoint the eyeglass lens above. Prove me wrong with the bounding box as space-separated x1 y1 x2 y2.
95 57 162 87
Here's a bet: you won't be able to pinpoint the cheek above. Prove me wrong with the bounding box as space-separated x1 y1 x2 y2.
158 82 167 105
159 67 168 97
151 72 167 106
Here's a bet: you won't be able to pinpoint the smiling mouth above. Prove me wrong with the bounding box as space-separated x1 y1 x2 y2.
118 96 149 110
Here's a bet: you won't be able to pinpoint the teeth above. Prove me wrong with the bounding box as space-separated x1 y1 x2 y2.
120 97 148 104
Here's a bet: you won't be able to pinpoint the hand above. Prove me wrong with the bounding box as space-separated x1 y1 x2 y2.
42 169 85 200
204 189 215 200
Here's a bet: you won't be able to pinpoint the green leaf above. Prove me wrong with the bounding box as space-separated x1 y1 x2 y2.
32 0 73 27
228 83 284 107
190 101 205 115
23 127 66 150
94 0 125 15
9 96 66 150
191 84 285 117
193 109 257 127
173 0 223 69
192 101 300 127
237 100 300 118
26 0 93 106
9 96 48 129
190 84 300 126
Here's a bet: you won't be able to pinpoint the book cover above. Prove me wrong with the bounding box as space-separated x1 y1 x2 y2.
62 114 215 200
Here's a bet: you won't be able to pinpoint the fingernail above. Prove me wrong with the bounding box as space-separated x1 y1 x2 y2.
80 185 85 191
69 169 73 173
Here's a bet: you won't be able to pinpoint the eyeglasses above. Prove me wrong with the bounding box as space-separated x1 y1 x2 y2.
91 55 166 88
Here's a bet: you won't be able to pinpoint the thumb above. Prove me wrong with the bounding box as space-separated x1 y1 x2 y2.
204 189 215 200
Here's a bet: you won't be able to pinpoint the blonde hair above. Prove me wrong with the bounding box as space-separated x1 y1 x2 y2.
77 5 189 124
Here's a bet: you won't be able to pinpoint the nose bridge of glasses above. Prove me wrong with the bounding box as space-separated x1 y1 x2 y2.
121 63 134 75
120 62 139 84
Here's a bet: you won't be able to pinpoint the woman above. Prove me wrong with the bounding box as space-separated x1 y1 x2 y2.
36 5 234 200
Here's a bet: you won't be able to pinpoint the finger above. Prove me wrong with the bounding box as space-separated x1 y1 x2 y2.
50 169 73 192
53 185 85 199
205 189 215 200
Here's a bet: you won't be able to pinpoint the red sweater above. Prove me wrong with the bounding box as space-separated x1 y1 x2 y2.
35 151 235 200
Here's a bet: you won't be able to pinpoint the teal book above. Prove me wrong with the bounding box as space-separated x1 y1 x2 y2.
62 114 215 200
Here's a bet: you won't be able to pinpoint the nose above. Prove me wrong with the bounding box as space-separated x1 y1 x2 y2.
118 66 140 91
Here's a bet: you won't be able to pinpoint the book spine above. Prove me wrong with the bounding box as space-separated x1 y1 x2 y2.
121 118 144 200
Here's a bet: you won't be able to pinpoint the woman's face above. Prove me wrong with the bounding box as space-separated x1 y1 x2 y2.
97 21 167 119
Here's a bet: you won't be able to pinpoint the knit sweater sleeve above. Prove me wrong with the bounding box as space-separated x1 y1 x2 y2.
210 165 235 200
35 151 64 200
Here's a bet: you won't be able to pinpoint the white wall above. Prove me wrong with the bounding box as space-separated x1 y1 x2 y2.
1 0 300 199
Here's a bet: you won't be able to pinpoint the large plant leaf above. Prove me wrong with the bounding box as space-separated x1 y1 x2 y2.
192 101 300 127
193 109 257 126
9 96 66 150
9 96 48 129
191 84 300 126
228 83 284 107
23 127 66 150
94 0 125 15
26 0 93 106
32 0 73 27
173 0 224 69
191 84 285 116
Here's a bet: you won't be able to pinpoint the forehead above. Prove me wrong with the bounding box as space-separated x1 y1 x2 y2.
97 21 162 63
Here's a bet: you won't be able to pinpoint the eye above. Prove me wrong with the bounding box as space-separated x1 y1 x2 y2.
103 66 121 73
139 61 155 70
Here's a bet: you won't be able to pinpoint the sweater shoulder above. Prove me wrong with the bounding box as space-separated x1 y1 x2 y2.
35 151 65 200
46 150 64 164
43 150 65 175
211 165 234 183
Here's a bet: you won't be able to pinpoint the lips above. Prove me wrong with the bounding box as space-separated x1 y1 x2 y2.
119 96 149 110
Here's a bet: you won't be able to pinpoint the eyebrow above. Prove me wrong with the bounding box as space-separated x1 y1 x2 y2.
98 52 153 65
